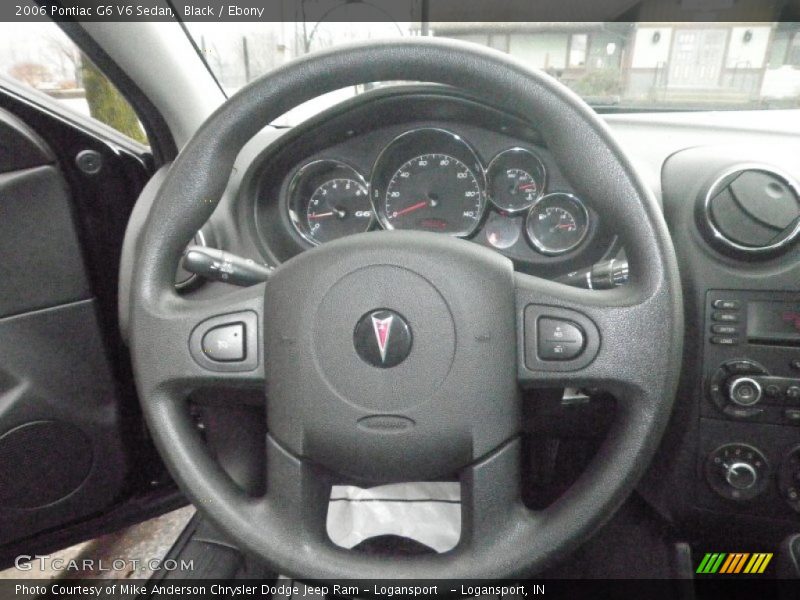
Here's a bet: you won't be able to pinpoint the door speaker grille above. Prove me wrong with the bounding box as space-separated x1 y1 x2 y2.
0 421 93 510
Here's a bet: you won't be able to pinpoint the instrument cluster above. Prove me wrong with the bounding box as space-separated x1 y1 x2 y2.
286 127 591 257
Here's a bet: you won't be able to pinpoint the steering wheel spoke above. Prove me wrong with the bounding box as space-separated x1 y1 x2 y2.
516 271 667 407
249 435 332 546
460 438 539 550
132 282 266 397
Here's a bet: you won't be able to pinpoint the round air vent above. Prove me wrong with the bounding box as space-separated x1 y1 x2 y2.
701 165 800 256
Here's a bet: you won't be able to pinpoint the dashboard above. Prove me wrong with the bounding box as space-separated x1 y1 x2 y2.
284 129 587 255
248 87 618 279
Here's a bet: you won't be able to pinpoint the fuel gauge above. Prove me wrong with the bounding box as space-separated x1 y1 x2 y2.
525 193 589 256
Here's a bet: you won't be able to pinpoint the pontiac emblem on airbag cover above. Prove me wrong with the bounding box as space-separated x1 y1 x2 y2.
354 309 412 368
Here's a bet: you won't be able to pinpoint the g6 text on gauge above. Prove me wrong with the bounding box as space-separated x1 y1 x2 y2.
287 160 372 245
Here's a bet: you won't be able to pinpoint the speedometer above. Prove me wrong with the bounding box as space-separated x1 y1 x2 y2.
383 154 482 235
371 128 486 238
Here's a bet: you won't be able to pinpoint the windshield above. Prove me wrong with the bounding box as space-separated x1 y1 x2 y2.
185 21 800 125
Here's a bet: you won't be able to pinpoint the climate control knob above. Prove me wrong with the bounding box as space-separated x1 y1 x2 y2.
705 443 769 501
727 377 762 407
724 461 758 490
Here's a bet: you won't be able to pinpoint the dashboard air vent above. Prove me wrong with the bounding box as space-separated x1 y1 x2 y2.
702 166 800 256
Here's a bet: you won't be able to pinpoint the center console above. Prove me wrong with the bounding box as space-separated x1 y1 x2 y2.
638 137 800 541
699 291 800 518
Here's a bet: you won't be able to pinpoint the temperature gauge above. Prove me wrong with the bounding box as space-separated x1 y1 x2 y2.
525 193 589 256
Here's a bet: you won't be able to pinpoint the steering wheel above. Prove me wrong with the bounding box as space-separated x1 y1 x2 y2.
129 39 683 578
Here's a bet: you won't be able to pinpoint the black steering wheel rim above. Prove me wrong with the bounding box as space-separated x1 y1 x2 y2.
129 38 683 578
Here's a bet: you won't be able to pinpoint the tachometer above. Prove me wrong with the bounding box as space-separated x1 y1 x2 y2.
287 160 371 245
371 129 486 237
305 177 370 244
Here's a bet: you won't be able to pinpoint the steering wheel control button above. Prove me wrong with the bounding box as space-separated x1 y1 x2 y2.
353 309 412 368
202 323 245 362
705 443 769 502
537 317 585 361
189 311 259 372
524 305 600 372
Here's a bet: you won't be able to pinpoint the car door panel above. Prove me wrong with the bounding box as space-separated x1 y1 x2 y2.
0 165 91 317
0 300 126 539
0 99 146 547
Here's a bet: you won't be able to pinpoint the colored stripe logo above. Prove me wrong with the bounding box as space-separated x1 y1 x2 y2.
696 552 773 574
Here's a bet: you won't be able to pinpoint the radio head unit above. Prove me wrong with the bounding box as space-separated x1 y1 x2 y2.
747 300 800 345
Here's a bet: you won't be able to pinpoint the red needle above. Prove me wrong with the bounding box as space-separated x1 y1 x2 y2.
518 184 536 190
392 200 428 218
555 223 574 230
308 212 334 220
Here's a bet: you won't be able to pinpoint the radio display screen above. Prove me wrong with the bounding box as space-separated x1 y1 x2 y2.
747 300 800 342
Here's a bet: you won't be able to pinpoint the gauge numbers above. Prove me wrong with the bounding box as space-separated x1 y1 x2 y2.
497 168 539 208
285 136 591 258
525 193 589 255
370 129 486 238
487 148 546 213
383 153 482 235
305 177 370 244
288 160 372 246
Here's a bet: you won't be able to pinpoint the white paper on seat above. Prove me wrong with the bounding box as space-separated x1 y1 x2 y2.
326 482 461 553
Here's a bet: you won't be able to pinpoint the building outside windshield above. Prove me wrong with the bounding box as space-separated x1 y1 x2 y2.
0 13 799 133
